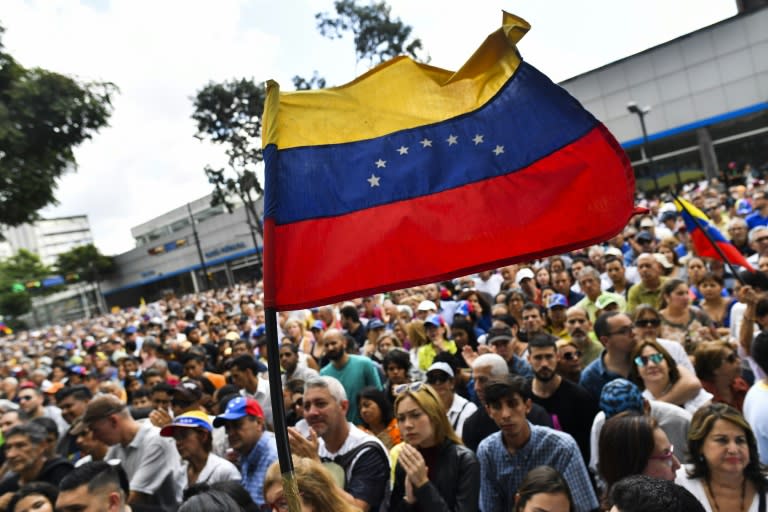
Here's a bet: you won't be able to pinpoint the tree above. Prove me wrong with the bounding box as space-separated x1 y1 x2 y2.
193 0 424 268
0 24 117 228
55 244 115 283
315 0 426 66
292 71 327 91
192 79 266 258
56 244 114 315
0 249 54 319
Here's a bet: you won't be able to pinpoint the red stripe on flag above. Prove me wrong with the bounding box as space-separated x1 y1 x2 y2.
690 231 755 271
264 125 634 310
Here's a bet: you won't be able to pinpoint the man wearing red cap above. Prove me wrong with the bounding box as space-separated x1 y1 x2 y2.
213 396 277 507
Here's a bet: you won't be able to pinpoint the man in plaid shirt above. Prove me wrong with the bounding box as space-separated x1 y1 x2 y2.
477 375 599 512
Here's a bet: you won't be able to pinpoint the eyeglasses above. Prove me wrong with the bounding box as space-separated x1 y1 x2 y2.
635 318 661 328
649 445 675 466
393 382 425 395
608 325 634 336
562 350 582 361
725 352 740 364
634 353 665 367
260 493 304 512
426 373 451 385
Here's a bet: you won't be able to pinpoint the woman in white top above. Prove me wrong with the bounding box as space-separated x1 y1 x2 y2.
629 339 712 414
675 403 767 512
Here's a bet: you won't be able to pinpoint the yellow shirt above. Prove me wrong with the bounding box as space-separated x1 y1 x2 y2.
417 340 458 371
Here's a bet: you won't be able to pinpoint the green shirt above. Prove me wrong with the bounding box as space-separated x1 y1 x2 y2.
626 277 667 314
576 292 627 323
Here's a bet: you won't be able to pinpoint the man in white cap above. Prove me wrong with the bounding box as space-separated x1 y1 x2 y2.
415 300 437 321
423 283 458 325
515 268 539 304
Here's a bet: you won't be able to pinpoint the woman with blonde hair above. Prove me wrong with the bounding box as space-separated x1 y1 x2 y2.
263 455 361 512
389 382 479 511
283 318 314 355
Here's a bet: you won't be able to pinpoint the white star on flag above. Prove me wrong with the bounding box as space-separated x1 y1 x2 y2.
446 134 458 146
397 146 409 155
375 159 386 168
420 138 432 148
367 174 381 187
473 134 484 145
493 145 505 156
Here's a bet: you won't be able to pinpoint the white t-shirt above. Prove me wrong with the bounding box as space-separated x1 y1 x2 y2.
447 393 477 439
675 466 762 512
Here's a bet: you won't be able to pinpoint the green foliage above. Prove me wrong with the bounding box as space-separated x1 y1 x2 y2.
292 71 327 91
193 79 266 171
192 0 423 246
192 79 266 236
0 25 117 227
316 0 426 66
0 249 53 318
55 244 115 283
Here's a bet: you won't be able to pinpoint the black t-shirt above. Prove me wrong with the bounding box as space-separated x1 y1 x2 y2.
531 378 599 463
462 402 553 453
0 456 73 495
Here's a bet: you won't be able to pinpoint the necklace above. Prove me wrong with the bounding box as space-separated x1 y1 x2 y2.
705 477 746 512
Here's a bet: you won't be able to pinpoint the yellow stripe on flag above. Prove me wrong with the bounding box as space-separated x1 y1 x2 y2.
263 12 530 149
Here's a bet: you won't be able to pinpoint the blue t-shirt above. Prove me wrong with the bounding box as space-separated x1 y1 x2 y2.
746 211 768 230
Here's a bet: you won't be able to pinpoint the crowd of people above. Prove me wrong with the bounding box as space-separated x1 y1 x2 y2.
0 181 767 511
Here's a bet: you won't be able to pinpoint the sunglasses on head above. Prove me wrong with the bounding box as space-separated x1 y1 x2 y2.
394 381 425 395
724 352 740 364
635 318 661 328
562 350 582 361
634 353 665 367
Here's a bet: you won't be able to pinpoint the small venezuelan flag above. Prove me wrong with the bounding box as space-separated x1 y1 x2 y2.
675 197 755 272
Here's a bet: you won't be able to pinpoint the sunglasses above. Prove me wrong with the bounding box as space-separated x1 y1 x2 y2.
426 373 451 385
634 353 665 367
393 382 425 395
562 350 582 361
635 318 661 328
608 325 634 336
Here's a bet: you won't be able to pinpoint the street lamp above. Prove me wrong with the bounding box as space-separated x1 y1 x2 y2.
626 101 660 193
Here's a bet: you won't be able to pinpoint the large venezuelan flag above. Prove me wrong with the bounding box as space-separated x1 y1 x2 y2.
675 197 755 272
262 12 635 310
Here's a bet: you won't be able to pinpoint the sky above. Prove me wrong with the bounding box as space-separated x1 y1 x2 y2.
0 0 738 256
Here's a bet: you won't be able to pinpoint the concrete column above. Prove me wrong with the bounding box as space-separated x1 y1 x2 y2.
190 270 200 293
697 127 720 181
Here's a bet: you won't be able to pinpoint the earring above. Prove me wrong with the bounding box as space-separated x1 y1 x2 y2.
699 454 705 462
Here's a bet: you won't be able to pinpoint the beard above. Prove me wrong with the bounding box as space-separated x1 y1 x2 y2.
326 349 344 361
535 368 555 382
